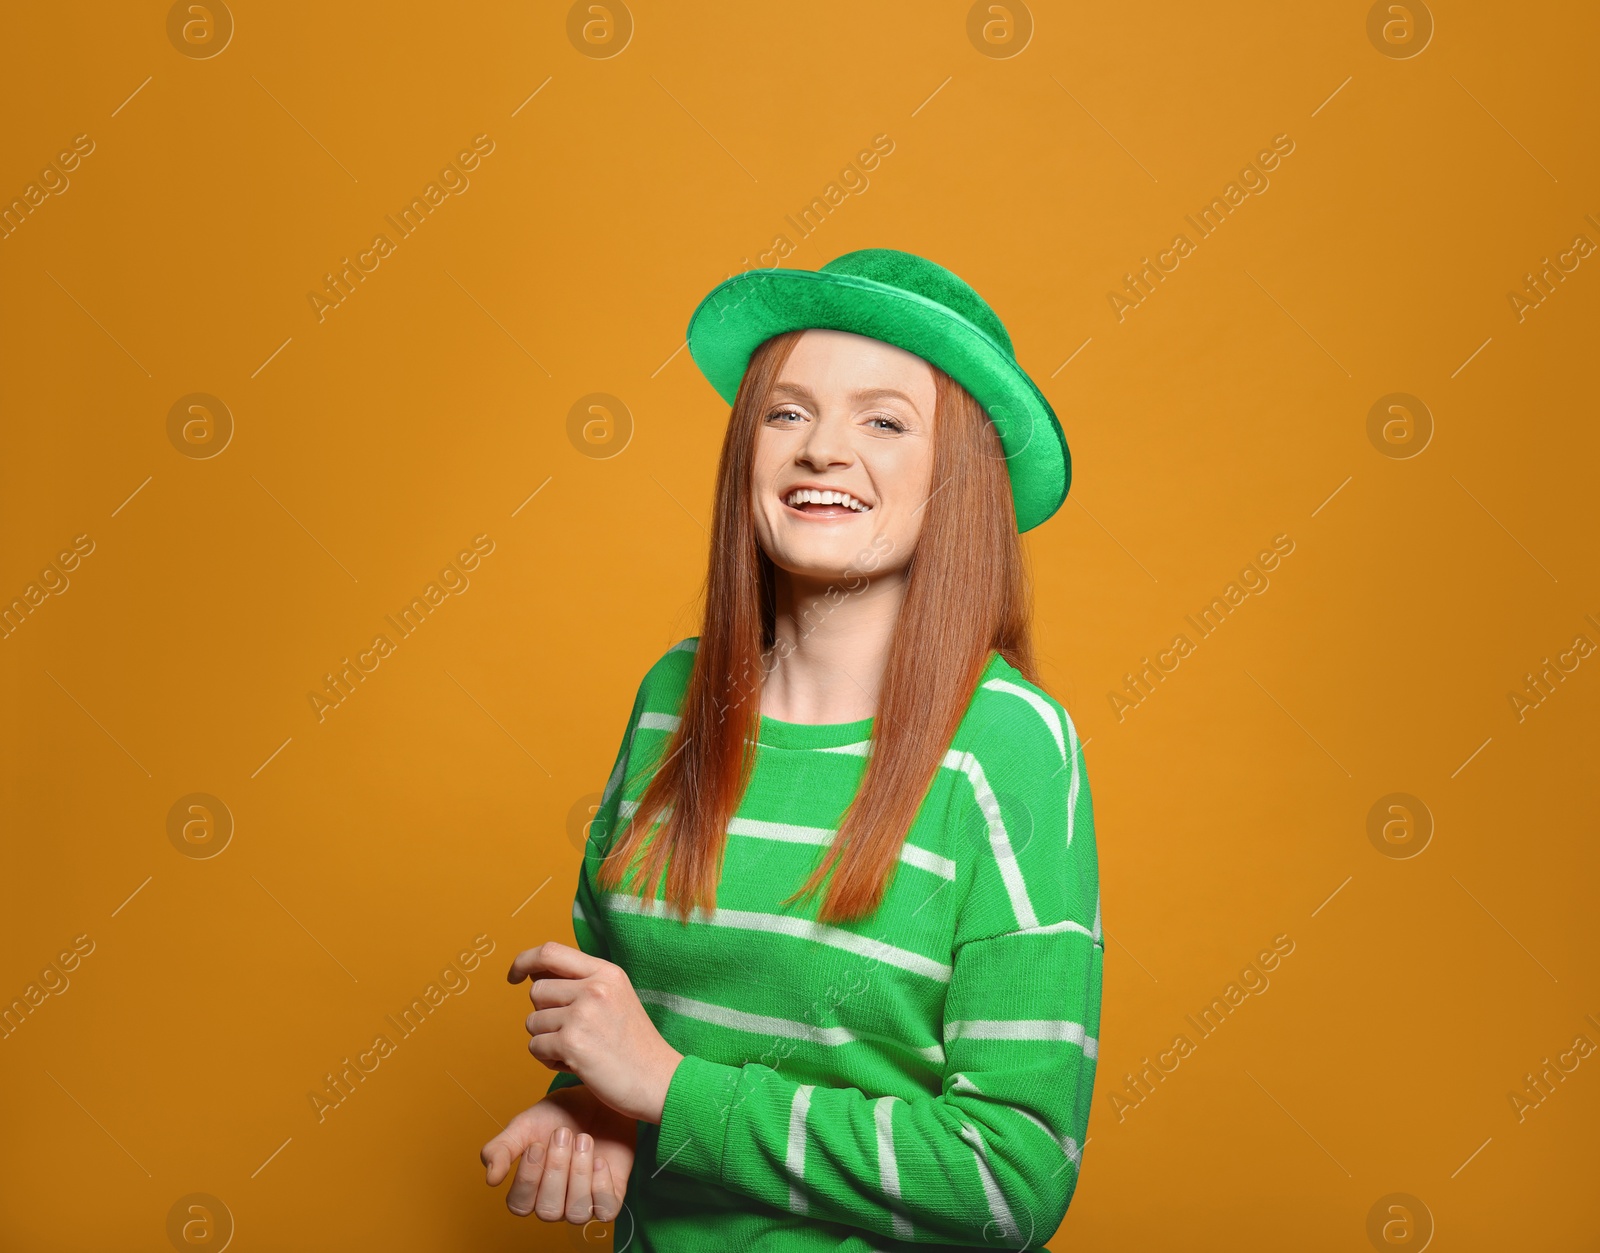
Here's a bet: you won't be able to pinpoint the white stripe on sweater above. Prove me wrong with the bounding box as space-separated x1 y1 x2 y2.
730 813 958 880
816 739 872 756
951 1072 1083 1172
634 986 945 1066
1062 706 1083 850
1000 917 1098 942
599 742 631 810
945 748 1037 930
602 892 954 981
615 803 958 881
787 1085 813 1214
873 1096 915 1239
944 1018 1097 1060
956 1119 1019 1243
981 678 1066 762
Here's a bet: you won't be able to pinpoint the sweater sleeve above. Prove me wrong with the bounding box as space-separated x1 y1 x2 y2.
654 700 1103 1247
543 675 650 1099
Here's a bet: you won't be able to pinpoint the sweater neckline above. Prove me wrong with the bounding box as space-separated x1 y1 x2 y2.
752 652 1008 750
757 711 875 750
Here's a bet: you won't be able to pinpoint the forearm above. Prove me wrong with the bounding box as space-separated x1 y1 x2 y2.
656 1047 1090 1247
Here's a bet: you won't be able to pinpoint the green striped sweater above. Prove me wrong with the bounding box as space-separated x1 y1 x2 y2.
545 637 1102 1251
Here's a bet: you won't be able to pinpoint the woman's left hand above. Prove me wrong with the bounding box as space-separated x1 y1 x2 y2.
508 941 685 1125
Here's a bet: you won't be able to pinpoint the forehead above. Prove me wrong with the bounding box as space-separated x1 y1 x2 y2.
773 329 936 406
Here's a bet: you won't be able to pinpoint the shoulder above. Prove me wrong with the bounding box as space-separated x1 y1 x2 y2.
634 635 699 716
953 651 1085 782
605 638 698 801
948 652 1098 943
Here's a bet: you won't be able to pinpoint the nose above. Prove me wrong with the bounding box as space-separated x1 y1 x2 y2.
796 409 852 470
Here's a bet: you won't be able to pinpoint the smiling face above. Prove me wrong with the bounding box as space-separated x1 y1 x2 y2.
750 328 938 584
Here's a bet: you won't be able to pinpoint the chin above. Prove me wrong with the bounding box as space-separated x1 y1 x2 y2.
767 543 866 584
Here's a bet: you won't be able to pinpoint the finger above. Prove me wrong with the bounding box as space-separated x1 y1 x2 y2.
525 1001 570 1042
482 1139 512 1187
507 940 601 984
523 995 576 1067
591 1155 621 1223
564 1132 595 1224
505 1135 548 1217
481 1123 528 1186
532 1125 575 1221
526 975 580 1008
525 1021 572 1074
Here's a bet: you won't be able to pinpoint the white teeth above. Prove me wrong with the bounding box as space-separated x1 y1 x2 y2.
785 488 870 512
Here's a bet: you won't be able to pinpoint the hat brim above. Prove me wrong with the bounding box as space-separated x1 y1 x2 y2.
685 267 1070 533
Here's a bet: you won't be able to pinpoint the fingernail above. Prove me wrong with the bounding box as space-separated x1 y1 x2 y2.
555 1126 571 1147
576 1133 592 1153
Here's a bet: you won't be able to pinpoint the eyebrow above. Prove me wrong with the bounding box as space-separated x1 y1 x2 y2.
769 381 921 409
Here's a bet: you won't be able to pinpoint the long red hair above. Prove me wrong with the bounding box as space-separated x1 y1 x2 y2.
595 328 1039 924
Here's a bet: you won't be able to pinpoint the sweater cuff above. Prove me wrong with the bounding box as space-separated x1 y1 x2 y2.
656 1053 741 1184
545 1070 584 1096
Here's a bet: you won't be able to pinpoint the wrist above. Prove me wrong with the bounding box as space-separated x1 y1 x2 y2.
639 1046 686 1125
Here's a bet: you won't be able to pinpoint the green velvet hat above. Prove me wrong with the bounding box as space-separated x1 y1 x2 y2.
685 247 1070 532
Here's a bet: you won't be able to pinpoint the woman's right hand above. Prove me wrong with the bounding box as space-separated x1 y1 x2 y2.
480 1083 635 1225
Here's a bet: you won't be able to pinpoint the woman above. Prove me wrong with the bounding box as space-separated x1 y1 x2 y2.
481 248 1102 1251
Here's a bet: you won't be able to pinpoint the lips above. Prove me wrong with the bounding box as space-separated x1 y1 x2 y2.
780 484 873 517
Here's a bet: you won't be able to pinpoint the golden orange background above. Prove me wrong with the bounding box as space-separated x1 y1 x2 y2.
2 2 1596 1249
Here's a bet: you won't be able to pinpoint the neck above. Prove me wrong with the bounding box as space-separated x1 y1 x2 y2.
761 567 907 724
